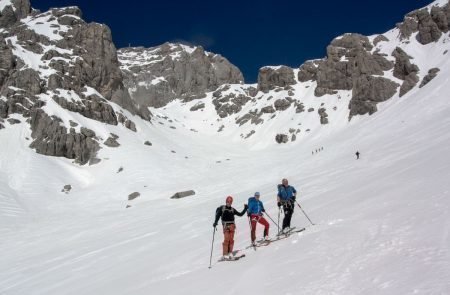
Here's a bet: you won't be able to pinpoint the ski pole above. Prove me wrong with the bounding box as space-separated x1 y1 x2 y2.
277 208 281 235
264 212 280 232
208 226 217 269
295 200 314 226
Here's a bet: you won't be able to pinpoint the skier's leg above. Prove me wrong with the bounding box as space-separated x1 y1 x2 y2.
282 205 289 230
222 226 230 255
251 215 257 243
285 207 293 228
258 216 270 237
228 224 236 254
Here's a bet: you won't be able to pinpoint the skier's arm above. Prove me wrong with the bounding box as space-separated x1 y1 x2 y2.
292 186 297 202
213 207 221 226
277 184 281 201
277 185 282 207
234 205 248 217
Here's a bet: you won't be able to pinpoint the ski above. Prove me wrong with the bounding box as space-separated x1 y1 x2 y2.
292 227 306 234
276 226 297 237
245 228 306 249
245 239 270 249
255 240 271 247
218 254 245 262
280 227 305 237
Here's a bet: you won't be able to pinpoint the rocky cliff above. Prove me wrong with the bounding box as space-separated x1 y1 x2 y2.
118 43 244 108
295 1 449 119
0 0 148 164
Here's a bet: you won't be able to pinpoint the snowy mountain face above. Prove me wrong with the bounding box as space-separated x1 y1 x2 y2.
1 0 450 294
118 43 244 108
117 1 450 146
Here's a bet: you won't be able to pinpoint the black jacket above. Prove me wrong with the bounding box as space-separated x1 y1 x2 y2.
214 205 247 225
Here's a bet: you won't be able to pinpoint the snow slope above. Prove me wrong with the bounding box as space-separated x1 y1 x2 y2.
1 2 450 295
1 66 450 294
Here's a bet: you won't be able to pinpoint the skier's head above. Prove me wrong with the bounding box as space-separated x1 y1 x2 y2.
225 196 233 206
254 192 260 198
282 178 288 186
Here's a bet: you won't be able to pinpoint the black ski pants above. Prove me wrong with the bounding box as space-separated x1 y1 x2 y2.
282 203 294 229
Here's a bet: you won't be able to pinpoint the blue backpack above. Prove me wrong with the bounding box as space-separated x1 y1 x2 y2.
248 197 263 215
277 184 296 201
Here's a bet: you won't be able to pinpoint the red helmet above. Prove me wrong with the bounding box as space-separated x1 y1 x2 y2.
225 196 233 204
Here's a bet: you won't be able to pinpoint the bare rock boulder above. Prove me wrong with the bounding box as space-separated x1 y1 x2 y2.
275 134 289 144
171 190 195 199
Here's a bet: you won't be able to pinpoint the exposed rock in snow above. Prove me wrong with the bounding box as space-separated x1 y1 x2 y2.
420 67 440 87
257 65 296 93
170 190 195 199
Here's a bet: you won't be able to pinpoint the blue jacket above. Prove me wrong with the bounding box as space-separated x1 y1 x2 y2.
277 185 297 201
248 197 265 215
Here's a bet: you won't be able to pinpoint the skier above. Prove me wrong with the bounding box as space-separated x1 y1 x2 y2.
213 196 248 259
356 151 360 159
277 178 297 233
247 192 270 245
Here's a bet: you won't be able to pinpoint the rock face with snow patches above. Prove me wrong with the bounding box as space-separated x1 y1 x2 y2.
0 0 147 164
118 43 244 108
297 33 400 118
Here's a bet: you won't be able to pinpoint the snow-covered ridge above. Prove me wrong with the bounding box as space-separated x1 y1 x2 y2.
262 65 286 70
426 0 449 10
119 42 212 69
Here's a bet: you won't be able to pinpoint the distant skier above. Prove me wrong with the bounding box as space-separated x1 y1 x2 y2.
277 178 297 233
356 151 360 160
248 192 270 245
213 196 248 259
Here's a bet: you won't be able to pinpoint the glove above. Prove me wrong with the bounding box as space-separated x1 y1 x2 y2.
292 196 296 202
213 222 218 228
277 202 281 208
262 208 265 213
244 204 248 209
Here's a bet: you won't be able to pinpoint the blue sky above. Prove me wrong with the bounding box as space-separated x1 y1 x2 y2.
33 0 432 82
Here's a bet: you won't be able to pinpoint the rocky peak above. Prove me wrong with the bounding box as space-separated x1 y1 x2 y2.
397 1 450 44
118 42 244 108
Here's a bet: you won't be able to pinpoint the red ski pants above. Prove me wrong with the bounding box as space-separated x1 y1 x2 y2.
222 223 236 255
250 214 269 242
